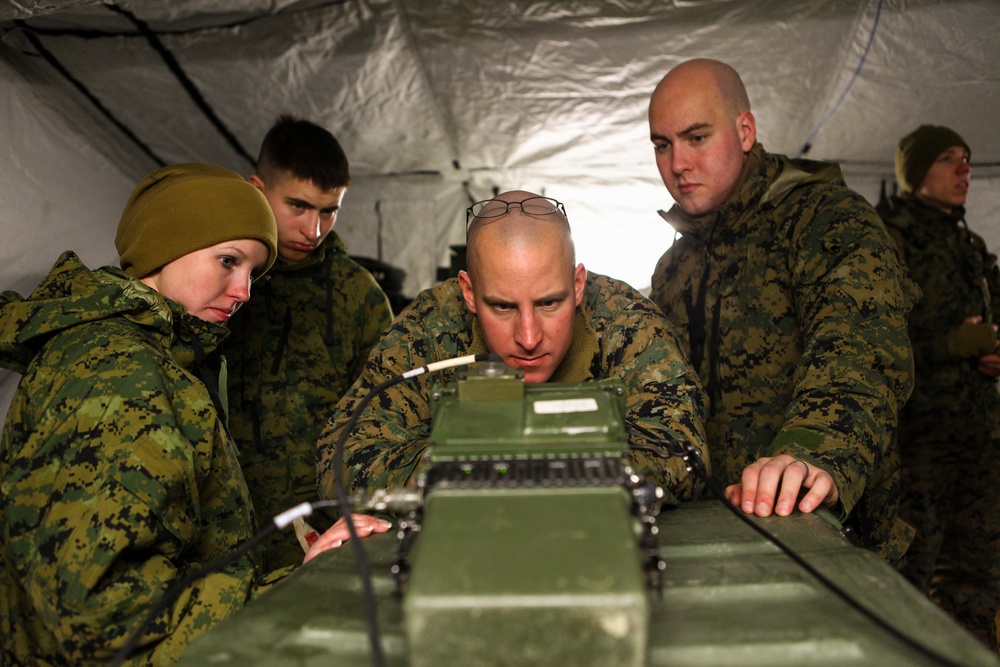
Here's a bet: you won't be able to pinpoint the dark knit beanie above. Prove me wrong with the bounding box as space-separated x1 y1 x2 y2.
895 125 971 193
116 163 277 278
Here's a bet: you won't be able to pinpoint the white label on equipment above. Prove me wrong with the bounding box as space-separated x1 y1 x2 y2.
533 398 599 414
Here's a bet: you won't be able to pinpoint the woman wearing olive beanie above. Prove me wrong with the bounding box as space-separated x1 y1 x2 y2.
116 162 278 278
0 162 387 665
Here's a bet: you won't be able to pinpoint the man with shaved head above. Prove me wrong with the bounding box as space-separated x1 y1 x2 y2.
647 58 918 561
316 190 708 501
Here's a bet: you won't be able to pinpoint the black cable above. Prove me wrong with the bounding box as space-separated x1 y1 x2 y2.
108 380 962 665
107 499 337 667
108 353 494 667
329 352 500 667
330 381 395 667
104 2 257 170
625 421 967 667
13 21 166 168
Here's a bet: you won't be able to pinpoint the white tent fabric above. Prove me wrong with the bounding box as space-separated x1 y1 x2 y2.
2 0 1000 412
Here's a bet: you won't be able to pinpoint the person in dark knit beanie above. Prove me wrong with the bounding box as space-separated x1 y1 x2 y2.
895 124 971 194
116 162 278 278
877 125 1000 649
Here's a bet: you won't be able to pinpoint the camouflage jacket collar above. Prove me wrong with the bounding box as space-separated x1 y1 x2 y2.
270 231 348 274
0 251 227 374
659 143 766 240
469 297 600 383
877 192 966 232
661 143 846 245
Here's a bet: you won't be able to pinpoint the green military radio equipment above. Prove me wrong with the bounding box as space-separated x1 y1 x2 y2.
395 361 664 667
177 357 1000 667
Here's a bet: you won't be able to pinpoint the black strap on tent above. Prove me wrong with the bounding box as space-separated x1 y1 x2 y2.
105 2 258 170
13 21 167 168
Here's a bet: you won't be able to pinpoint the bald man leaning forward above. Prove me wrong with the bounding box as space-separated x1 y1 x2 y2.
647 58 918 561
316 190 709 504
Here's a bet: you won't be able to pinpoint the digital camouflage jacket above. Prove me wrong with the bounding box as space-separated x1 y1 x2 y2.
650 144 917 561
0 252 277 666
877 193 1000 440
316 272 710 504
226 231 392 569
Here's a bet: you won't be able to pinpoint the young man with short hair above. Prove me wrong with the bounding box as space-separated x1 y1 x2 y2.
227 116 393 569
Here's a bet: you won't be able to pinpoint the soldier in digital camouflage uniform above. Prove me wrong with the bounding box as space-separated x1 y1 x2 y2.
227 116 393 570
316 190 709 503
0 163 387 666
647 59 917 562
877 125 1000 648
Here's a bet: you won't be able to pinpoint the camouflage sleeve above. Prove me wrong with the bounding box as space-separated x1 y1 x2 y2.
316 291 470 498
349 274 393 382
769 195 915 518
595 285 709 502
317 346 434 498
4 335 257 664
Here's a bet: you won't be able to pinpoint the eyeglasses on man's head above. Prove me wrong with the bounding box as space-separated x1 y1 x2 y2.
465 196 567 230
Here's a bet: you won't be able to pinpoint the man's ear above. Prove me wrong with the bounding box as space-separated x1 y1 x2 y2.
737 110 757 152
247 174 266 192
458 270 477 314
573 264 586 307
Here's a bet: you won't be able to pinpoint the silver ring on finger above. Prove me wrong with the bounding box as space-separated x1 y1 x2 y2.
791 460 809 475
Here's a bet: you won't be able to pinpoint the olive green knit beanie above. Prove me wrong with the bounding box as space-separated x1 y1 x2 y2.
895 125 970 193
116 163 277 278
